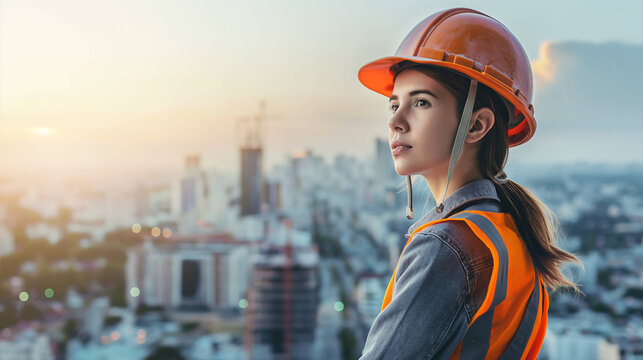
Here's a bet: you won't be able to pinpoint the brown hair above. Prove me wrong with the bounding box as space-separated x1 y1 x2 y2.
400 63 581 292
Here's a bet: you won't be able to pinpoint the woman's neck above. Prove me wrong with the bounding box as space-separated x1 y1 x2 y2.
421 150 483 205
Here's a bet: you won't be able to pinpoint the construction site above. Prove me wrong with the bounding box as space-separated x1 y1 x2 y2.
244 242 320 360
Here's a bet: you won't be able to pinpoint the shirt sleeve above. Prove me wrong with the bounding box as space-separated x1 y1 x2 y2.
360 231 471 360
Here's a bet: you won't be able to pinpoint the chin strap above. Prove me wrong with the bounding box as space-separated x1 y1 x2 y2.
406 175 413 219
436 78 478 213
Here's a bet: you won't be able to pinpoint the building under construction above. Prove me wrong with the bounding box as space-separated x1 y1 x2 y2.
245 243 319 360
239 103 266 217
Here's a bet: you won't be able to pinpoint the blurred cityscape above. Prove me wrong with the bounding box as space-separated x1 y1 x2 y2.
0 135 641 359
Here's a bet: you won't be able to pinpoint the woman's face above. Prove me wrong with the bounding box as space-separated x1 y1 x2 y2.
388 68 460 177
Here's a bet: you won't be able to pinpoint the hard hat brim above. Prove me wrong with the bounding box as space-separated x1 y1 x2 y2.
358 56 536 147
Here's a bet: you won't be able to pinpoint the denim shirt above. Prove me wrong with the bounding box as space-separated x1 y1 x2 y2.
360 179 501 360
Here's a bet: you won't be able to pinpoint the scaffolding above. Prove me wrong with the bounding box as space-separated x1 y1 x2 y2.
245 240 319 360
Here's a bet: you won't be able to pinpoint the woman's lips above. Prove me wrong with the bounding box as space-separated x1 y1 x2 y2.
391 140 412 156
392 145 412 156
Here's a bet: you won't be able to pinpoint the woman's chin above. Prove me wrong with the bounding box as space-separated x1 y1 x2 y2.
394 164 415 176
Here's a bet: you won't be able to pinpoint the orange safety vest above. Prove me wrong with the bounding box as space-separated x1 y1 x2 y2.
381 210 549 360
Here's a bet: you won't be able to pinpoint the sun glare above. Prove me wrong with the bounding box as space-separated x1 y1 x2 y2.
531 42 555 83
31 127 55 136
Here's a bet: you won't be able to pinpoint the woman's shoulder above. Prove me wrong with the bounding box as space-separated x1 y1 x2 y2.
398 219 492 322
416 207 496 258
395 223 470 295
409 209 496 318
414 220 490 266
408 201 498 281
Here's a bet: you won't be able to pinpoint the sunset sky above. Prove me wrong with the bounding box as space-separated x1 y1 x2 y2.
1 0 642 181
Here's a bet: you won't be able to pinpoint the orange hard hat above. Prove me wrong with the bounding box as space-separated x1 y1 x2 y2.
358 8 536 147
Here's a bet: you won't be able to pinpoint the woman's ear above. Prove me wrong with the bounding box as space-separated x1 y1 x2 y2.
466 107 495 143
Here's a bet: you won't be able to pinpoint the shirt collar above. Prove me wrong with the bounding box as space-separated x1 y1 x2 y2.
405 178 500 238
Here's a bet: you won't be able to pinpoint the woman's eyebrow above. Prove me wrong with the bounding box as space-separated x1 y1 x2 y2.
389 89 439 102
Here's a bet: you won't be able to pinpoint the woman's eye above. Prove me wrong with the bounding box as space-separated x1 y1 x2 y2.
415 98 430 107
389 104 399 113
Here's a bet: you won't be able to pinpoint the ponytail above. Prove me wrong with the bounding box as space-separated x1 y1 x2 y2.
493 180 581 292
478 85 582 293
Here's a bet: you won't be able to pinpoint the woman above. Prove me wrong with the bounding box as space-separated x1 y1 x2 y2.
357 8 580 360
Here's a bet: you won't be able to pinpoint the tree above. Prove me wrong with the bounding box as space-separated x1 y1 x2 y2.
144 346 186 360
104 228 144 248
0 303 19 329
20 303 43 321
338 327 358 360
62 318 79 339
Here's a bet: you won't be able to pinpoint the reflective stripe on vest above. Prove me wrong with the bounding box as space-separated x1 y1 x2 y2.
380 210 548 360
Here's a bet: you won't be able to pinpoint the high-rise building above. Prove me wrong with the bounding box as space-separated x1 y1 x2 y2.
263 179 281 212
175 155 214 233
241 147 263 216
276 150 326 229
180 155 208 215
126 232 251 310
355 274 387 326
246 243 319 360
238 102 270 217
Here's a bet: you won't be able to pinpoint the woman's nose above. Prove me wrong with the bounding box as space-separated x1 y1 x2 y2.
389 109 409 133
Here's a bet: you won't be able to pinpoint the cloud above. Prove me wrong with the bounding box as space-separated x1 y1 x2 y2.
531 41 643 127
513 41 643 164
531 42 556 83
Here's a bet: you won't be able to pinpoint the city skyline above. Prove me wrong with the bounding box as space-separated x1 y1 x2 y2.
1 1 642 181
0 146 640 359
